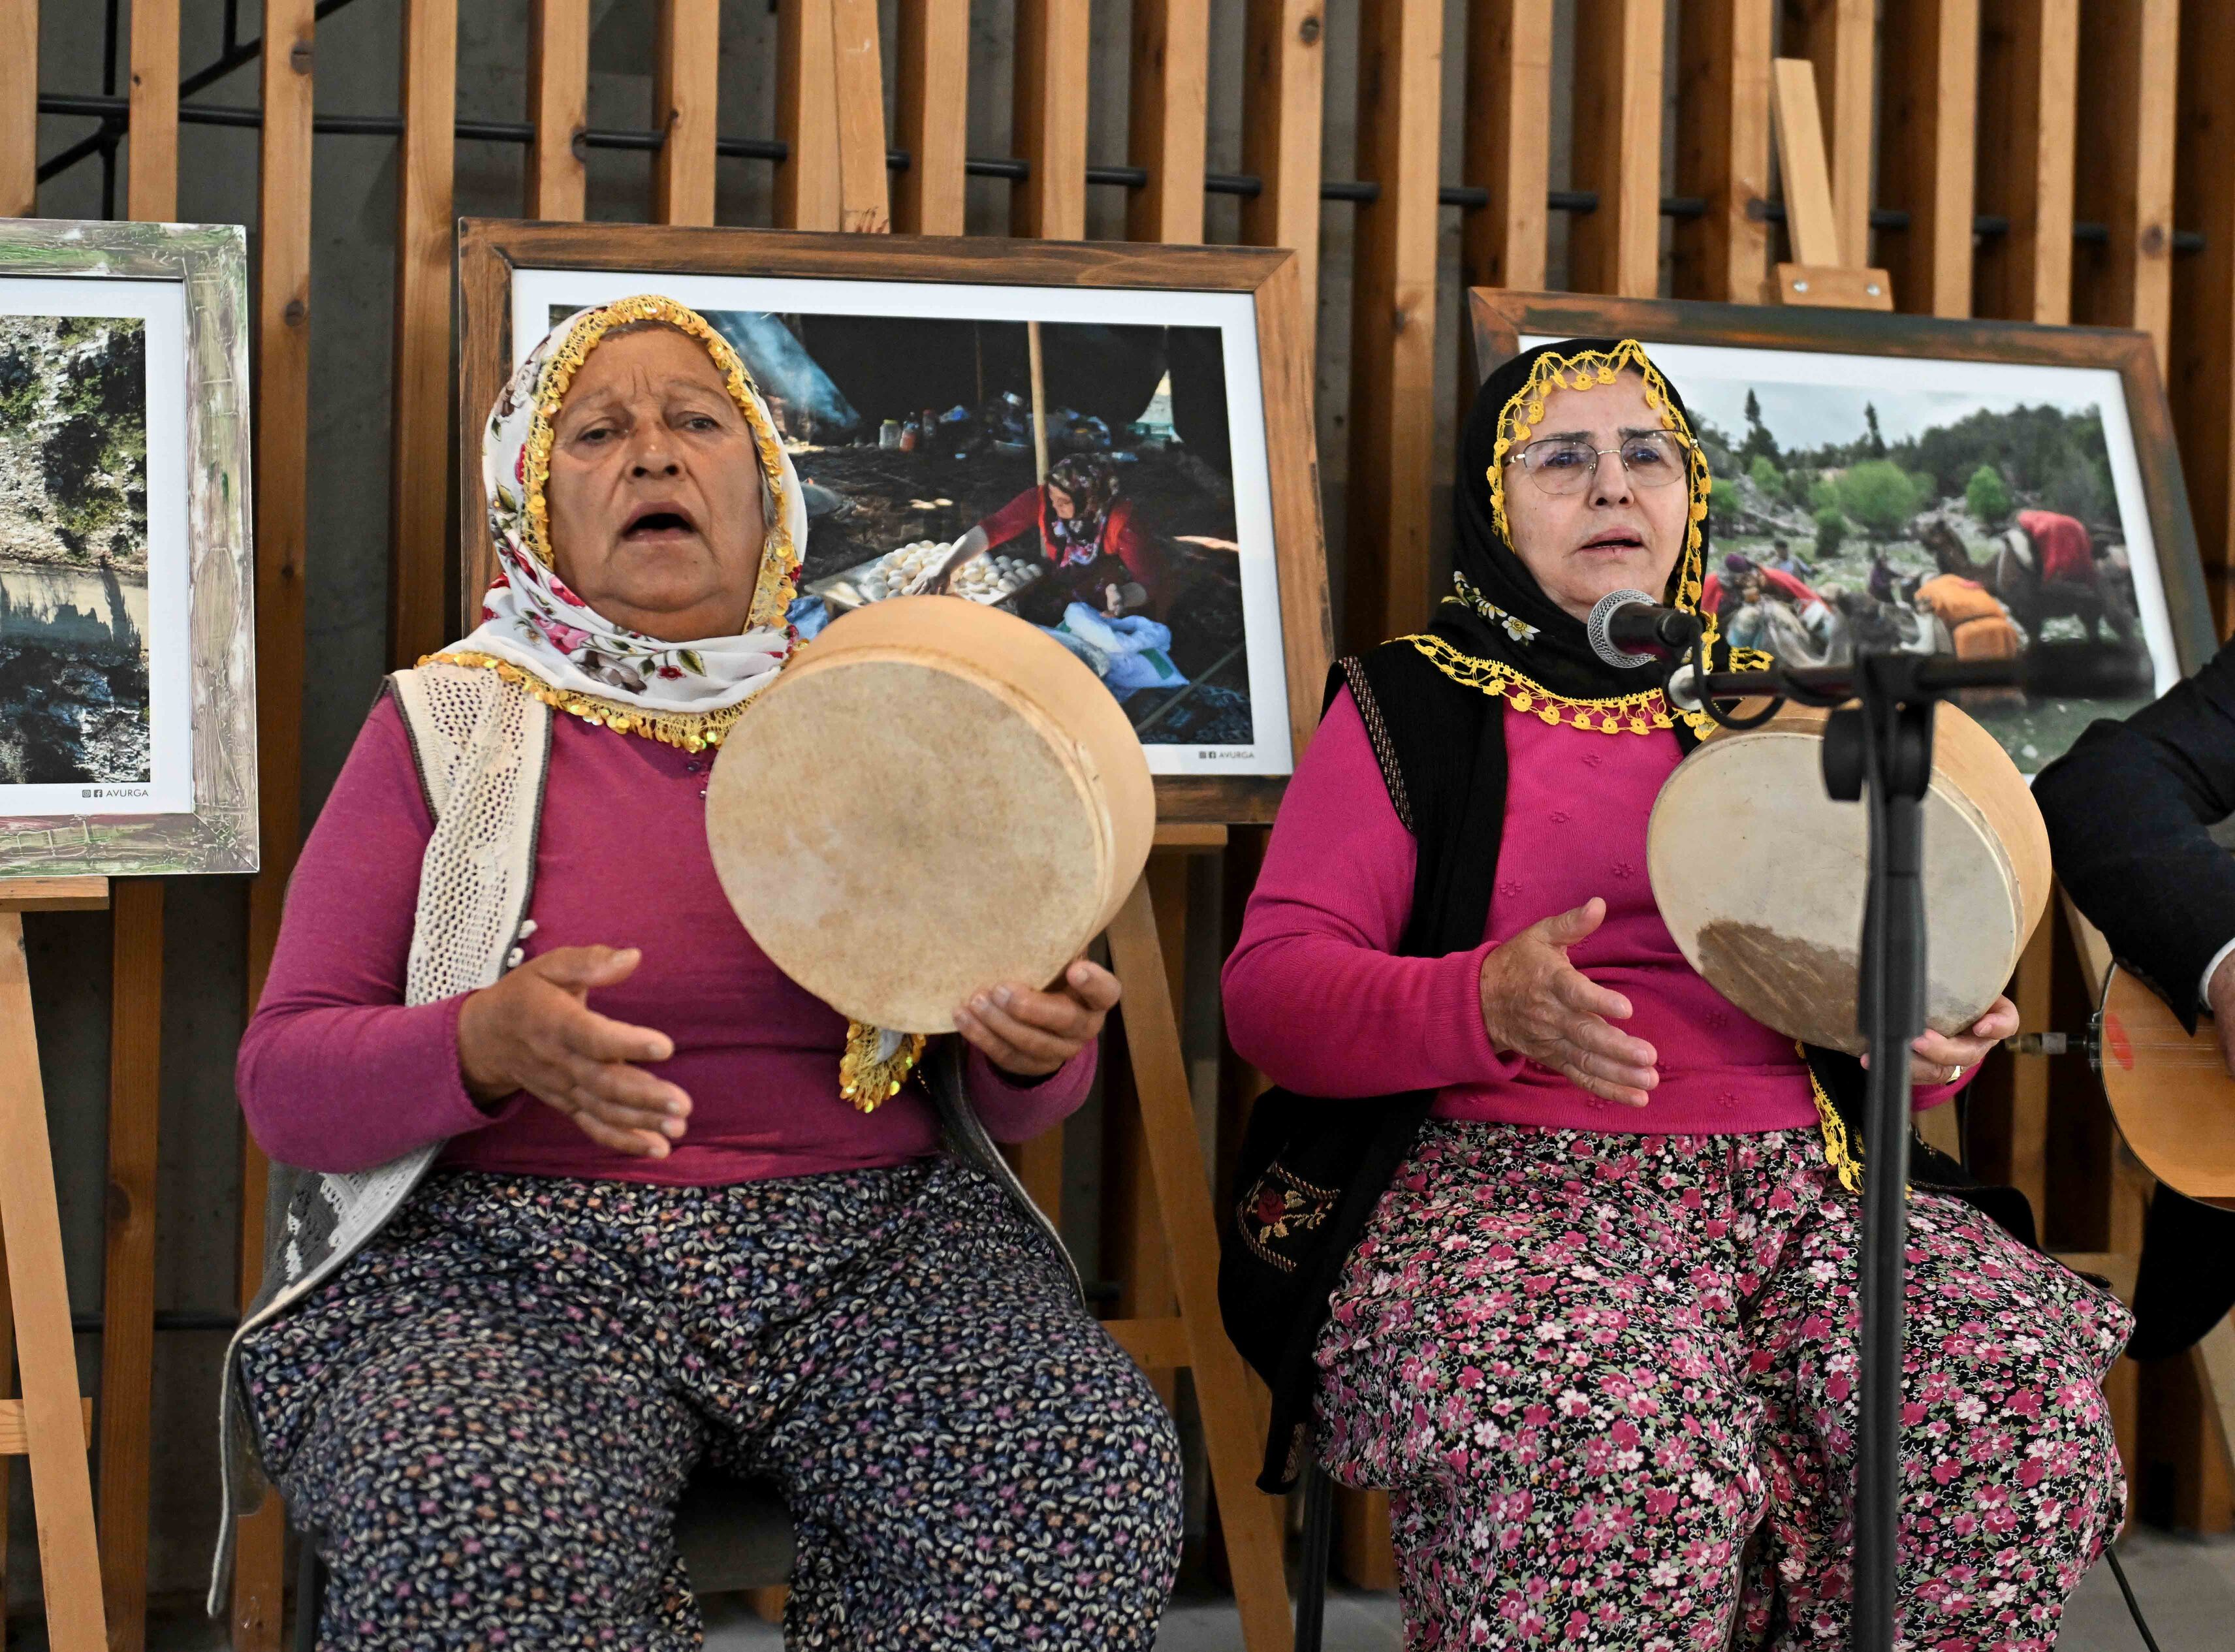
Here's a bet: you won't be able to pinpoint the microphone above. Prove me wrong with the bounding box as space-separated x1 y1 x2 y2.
1587 588 1705 670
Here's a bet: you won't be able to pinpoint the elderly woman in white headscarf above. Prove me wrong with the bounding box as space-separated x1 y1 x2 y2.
214 297 1182 1649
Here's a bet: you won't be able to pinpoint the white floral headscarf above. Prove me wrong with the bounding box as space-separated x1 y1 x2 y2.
430 294 808 754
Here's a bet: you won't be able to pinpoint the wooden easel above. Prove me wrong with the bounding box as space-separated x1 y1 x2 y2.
0 876 110 1651
1766 59 1894 313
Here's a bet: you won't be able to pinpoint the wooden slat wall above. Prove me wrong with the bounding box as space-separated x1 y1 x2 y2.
1976 0 2078 326
1877 0 1978 317
1463 0 1554 298
777 0 842 232
388 0 458 671
0 1 30 217
1127 0 1208 244
234 0 319 1641
2072 0 2180 366
1012 0 1091 240
1671 0 1771 304
1239 0 1326 312
894 0 969 235
2174 0 2235 629
527 0 588 219
1568 0 1665 299
831 0 891 233
1782 0 1875 268
1342 0 1443 652
653 0 719 226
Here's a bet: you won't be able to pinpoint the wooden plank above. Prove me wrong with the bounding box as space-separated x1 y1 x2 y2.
1128 0 1210 244
1671 0 1771 302
1463 0 1553 297
0 1399 93 1457
1975 0 2078 325
1105 881 1288 1652
127 0 181 221
1152 823 1229 851
1569 0 1665 298
2198 1316 2235 1523
1334 1482 1397 1591
893 0 968 235
652 0 719 226
1877 0 1978 318
1100 1315 1190 1370
2171 0 2235 631
0 878 110 912
1240 0 1327 311
1012 0 1092 239
2005 913 2053 1235
776 0 841 231
97 882 163 1652
1343 0 1443 652
831 0 891 233
389 0 458 672
1768 58 1843 270
527 0 589 218
0 912 108 1651
1781 0 1875 268
0 0 32 217
2072 0 2178 366
237 1 320 1643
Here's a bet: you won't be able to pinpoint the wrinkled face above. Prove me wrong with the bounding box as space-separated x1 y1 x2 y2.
1049 484 1077 520
543 325 767 641
1499 374 1691 624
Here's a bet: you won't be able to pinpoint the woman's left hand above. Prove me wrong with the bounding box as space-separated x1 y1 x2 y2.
955 959 1121 1079
1860 994 2018 1087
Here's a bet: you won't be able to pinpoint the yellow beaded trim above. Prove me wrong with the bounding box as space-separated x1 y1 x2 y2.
1802 1051 1863 1194
1489 339 1713 619
522 294 801 631
419 650 755 753
1397 630 1774 738
840 1024 928 1113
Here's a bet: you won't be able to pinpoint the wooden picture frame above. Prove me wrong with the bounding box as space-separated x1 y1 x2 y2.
1468 289 2219 678
456 219 1331 825
0 219 258 876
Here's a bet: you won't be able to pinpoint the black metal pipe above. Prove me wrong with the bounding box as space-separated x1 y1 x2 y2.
69 1309 240 1335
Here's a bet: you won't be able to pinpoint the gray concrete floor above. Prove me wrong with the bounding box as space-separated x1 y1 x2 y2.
26 1527 2234 1649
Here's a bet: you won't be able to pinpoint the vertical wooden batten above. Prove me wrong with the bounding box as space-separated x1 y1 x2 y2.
101 14 183 1648
1012 0 1091 239
1239 0 1326 312
2072 0 2180 366
1343 0 1443 652
1672 0 1773 301
389 0 458 672
1876 0 1978 317
776 0 841 231
1781 0 1876 268
527 0 589 219
236 1 319 1644
894 0 970 235
1128 0 1210 244
1568 0 1666 298
653 0 720 226
1462 0 1554 296
1975 0 2078 325
831 0 891 233
0 0 31 217
2172 0 2235 628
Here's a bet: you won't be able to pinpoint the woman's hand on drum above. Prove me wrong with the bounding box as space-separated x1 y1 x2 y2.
1858 994 2019 1087
1476 898 1658 1108
954 959 1122 1079
456 945 691 1159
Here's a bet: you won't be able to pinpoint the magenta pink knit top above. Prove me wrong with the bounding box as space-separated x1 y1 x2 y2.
237 696 1094 1183
1222 688 1964 1132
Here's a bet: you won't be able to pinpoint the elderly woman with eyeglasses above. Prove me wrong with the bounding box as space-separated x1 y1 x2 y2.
1221 338 2127 1647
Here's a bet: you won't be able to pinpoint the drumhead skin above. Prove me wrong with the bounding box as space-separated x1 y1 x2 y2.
1647 704 2050 1056
706 596 1155 1032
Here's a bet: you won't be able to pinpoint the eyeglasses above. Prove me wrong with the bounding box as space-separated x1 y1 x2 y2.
1505 430 1691 495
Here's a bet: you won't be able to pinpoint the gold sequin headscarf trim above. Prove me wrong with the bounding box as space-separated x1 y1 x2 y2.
418 650 757 754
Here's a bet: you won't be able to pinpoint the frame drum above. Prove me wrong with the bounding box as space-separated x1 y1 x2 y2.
1646 703 2050 1055
706 596 1156 1033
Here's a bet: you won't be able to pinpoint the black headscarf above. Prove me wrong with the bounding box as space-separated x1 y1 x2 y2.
1430 337 1735 730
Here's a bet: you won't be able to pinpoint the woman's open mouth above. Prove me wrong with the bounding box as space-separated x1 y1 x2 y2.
1577 529 1646 554
622 501 699 541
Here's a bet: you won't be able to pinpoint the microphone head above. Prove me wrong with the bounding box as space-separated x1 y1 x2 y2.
1586 588 1660 670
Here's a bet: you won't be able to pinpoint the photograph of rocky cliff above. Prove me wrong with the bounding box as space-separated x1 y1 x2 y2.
0 313 151 786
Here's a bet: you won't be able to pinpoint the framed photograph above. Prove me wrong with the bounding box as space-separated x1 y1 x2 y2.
0 219 257 875
1468 289 2217 776
458 220 1331 823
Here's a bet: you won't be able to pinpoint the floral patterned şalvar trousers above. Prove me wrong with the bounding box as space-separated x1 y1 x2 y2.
238 1158 1183 1650
1314 1122 2131 1651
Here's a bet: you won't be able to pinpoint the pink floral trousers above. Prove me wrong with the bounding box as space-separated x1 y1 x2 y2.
1314 1123 2131 1651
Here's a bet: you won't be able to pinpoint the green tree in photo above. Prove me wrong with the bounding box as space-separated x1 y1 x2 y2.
1809 474 1839 513
37 323 146 561
1966 463 2014 525
1863 402 1888 458
1741 388 1781 464
1748 454 1783 497
1815 506 1848 556
1835 459 1923 543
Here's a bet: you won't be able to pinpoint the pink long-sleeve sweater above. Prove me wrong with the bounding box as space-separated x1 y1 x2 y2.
237 695 1094 1182
1222 688 1966 1131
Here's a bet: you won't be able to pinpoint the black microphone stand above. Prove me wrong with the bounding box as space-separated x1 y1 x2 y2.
1679 643 2023 1652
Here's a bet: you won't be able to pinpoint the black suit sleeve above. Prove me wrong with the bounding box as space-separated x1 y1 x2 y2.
2033 635 2235 1028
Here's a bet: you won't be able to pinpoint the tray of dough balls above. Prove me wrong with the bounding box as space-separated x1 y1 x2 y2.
813 540 1043 612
